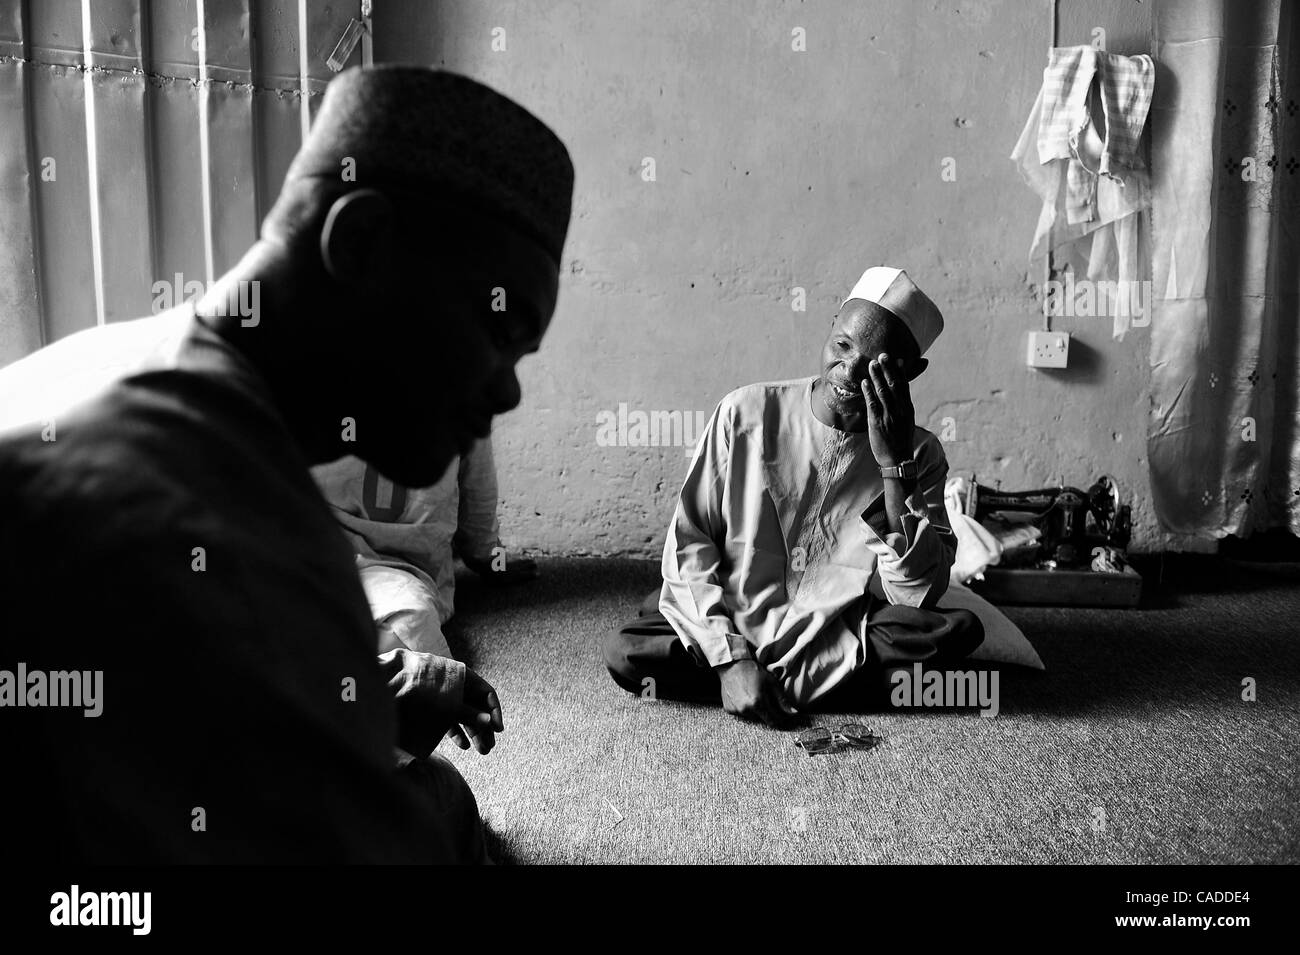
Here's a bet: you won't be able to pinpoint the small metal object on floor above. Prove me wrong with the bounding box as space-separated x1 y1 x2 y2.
794 723 883 756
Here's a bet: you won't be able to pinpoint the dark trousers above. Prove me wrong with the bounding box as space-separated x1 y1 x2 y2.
601 588 985 711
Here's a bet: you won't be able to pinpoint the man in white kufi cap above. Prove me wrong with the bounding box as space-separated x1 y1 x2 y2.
603 267 983 723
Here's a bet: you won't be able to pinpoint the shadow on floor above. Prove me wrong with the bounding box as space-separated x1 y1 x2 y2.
440 556 1298 863
452 554 1300 719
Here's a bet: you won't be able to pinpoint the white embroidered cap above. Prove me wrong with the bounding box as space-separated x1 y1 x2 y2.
842 266 944 356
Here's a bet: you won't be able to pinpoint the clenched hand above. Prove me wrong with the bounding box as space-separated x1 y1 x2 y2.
717 659 799 728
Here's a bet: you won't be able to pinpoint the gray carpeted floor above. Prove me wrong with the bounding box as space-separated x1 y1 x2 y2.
442 557 1300 864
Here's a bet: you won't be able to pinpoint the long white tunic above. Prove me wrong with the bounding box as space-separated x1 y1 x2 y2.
659 377 956 704
311 442 502 655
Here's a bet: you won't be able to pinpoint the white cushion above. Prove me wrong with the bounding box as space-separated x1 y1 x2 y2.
939 581 1045 670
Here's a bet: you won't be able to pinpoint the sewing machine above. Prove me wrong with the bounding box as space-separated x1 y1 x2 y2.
966 474 1131 568
964 474 1141 606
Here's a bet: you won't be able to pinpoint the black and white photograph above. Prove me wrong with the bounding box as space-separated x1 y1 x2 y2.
0 0 1293 934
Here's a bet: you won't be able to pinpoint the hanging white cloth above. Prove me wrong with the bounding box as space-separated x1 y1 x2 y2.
1147 0 1300 539
1012 46 1155 340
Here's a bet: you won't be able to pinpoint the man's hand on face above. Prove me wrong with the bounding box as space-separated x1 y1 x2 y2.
717 659 799 728
862 352 916 468
442 668 504 755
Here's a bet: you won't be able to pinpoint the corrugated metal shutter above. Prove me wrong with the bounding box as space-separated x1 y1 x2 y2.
0 0 366 365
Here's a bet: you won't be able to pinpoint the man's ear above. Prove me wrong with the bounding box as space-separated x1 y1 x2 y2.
320 189 396 290
908 357 929 381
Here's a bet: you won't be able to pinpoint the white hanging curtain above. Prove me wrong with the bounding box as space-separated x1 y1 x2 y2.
1148 0 1300 538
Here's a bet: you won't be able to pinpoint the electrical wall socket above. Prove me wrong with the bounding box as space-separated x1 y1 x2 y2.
1027 330 1070 368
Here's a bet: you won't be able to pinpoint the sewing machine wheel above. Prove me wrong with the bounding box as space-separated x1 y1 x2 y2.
1089 474 1122 535
1097 474 1121 510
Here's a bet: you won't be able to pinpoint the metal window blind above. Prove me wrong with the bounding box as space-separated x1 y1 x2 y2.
0 0 366 364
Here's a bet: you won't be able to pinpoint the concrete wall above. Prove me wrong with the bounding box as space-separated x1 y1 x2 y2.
374 0 1192 557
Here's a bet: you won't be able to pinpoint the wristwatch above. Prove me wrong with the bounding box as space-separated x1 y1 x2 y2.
879 460 919 480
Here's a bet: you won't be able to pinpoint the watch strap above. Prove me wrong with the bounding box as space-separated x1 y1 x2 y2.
879 459 918 480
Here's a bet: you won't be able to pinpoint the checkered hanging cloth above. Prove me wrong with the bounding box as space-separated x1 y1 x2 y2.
1035 46 1154 223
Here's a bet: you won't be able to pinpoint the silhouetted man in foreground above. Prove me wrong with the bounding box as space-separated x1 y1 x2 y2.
0 66 573 863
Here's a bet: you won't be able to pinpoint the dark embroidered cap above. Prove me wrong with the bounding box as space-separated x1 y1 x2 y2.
287 66 574 264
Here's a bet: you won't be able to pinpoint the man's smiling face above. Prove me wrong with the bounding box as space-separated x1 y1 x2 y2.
814 299 925 426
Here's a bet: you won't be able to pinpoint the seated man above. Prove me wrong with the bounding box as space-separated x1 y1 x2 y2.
602 267 984 726
314 440 536 658
0 65 572 862
312 442 534 745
